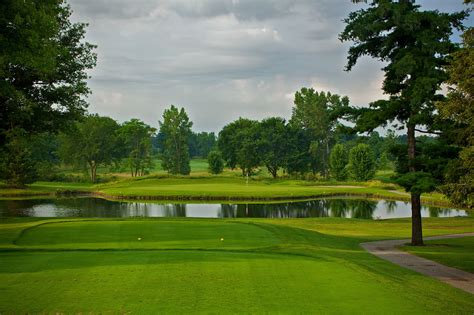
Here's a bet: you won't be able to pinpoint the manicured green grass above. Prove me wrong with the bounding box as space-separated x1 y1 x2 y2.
0 182 94 198
0 217 473 313
402 236 474 273
15 220 278 250
94 176 450 204
0 176 455 208
0 159 456 208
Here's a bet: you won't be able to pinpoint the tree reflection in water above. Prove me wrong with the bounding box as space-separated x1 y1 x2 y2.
0 197 467 219
384 201 398 214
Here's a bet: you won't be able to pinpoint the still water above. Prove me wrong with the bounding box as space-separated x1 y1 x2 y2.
0 197 468 219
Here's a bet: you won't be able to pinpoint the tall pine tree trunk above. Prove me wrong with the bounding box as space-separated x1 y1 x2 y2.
407 125 423 245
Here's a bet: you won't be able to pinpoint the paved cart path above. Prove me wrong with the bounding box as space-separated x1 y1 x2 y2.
361 233 474 294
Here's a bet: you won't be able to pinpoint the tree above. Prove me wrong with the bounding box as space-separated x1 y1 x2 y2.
207 150 224 174
59 115 119 183
189 132 217 158
340 1 467 245
377 152 392 171
119 119 156 177
284 125 311 177
0 0 96 186
0 129 37 187
218 118 260 176
0 0 97 145
437 28 473 208
348 144 376 181
257 117 289 178
236 123 260 177
159 105 193 175
290 88 350 177
29 132 61 180
329 144 348 180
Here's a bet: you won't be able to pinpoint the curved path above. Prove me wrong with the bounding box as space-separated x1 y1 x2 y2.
361 233 474 294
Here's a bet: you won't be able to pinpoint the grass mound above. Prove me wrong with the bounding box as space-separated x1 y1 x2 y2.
15 220 279 250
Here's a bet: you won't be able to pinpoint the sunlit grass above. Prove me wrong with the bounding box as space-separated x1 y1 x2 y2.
402 236 474 273
0 217 473 313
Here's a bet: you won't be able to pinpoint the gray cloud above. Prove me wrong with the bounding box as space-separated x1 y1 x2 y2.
69 0 472 132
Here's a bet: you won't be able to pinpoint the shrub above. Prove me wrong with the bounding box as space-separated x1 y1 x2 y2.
1 129 37 187
348 144 376 181
329 144 348 180
207 150 224 174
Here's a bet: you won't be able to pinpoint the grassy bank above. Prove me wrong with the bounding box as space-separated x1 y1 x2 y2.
0 217 473 313
1 175 455 208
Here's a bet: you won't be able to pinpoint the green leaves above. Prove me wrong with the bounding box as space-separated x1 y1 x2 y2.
257 117 288 178
341 1 467 128
348 144 376 181
396 172 436 195
159 105 193 175
218 118 258 175
58 114 120 183
329 144 348 181
118 119 156 177
0 0 97 140
290 88 351 177
207 150 224 175
1 128 38 187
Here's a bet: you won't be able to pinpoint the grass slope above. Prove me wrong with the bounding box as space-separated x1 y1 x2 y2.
93 176 453 208
402 236 474 273
0 163 455 208
0 217 473 313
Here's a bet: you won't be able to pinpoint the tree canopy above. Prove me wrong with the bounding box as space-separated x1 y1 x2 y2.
348 144 376 181
119 119 156 177
0 0 96 144
340 0 468 245
159 105 193 175
290 88 350 177
329 144 348 181
59 115 120 183
256 117 289 178
437 28 474 208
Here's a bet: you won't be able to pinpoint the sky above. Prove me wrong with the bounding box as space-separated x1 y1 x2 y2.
69 0 473 133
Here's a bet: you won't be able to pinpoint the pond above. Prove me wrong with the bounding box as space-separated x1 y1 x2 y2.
0 197 468 219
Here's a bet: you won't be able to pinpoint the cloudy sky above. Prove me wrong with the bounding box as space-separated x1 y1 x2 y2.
69 0 472 132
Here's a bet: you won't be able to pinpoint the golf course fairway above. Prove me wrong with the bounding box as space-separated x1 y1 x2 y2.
0 217 473 313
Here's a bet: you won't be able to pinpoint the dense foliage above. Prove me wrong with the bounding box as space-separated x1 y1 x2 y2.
290 88 350 177
0 129 37 187
159 105 193 175
348 144 376 181
189 132 217 158
119 119 156 177
329 144 348 181
59 115 120 183
207 150 224 174
340 0 468 244
0 0 96 186
0 0 96 143
257 117 289 178
437 28 473 208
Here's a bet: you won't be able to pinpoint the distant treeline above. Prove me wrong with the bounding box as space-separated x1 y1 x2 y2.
0 88 419 185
